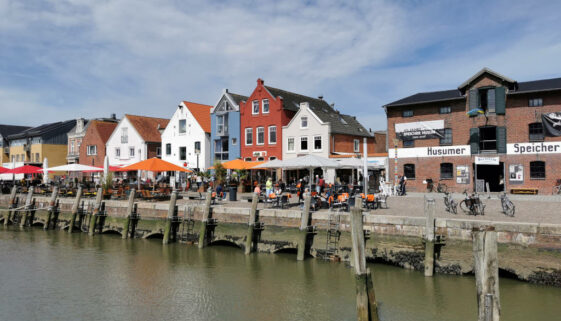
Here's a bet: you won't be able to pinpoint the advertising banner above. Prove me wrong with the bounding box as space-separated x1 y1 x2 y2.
395 120 444 140
456 165 469 184
542 112 561 137
509 164 523 182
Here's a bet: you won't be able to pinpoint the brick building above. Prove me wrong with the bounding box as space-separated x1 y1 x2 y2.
384 68 561 194
79 120 118 168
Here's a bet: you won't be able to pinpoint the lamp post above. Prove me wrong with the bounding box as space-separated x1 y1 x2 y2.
393 138 399 188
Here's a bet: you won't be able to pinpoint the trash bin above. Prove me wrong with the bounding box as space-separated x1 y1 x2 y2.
229 187 237 201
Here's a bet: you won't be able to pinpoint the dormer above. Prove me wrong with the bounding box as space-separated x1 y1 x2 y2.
459 68 515 115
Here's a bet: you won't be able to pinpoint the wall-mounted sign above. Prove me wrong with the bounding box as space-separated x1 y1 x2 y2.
475 156 499 165
456 165 469 184
509 164 523 182
507 142 561 155
253 151 267 157
388 145 471 158
395 120 444 140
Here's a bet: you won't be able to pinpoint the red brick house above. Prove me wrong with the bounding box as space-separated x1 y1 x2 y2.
79 120 118 167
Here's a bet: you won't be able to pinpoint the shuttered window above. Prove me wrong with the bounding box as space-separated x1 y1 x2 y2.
496 126 507 153
495 87 506 115
470 128 479 154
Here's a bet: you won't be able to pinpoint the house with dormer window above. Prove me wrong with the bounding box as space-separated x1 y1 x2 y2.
210 89 248 163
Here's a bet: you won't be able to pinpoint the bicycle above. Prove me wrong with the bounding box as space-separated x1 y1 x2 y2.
552 179 561 195
459 190 485 216
426 178 448 193
499 192 515 217
443 192 457 214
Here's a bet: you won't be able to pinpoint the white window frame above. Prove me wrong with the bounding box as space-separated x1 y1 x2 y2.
300 136 309 151
268 126 277 144
262 99 269 114
313 136 322 151
256 127 265 145
354 139 360 152
129 147 135 157
178 119 186 134
245 128 253 145
301 116 308 129
287 137 295 152
121 127 128 143
252 100 259 115
87 145 97 156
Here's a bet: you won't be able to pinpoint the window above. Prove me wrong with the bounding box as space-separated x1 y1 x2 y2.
403 110 413 117
129 147 135 157
257 157 264 161
156 147 161 157
530 161 545 179
245 157 252 161
87 145 97 156
529 98 543 107
440 128 452 145
300 137 308 151
404 164 415 179
269 156 277 160
268 126 277 144
16 155 19 162
179 147 186 160
252 100 259 114
35 153 40 162
314 136 322 151
287 137 295 151
301 116 308 128
194 141 201 154
354 139 360 152
245 128 253 145
403 139 414 148
217 115 225 135
439 106 451 114
440 163 453 179
115 148 120 157
232 138 237 145
529 123 544 142
214 138 229 161
262 99 269 113
70 141 75 154
166 143 171 155
179 119 186 134
121 127 128 143
257 127 264 145
479 126 497 152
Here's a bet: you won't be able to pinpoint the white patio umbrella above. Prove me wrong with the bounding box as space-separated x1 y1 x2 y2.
42 158 49 184
44 164 103 172
103 155 109 178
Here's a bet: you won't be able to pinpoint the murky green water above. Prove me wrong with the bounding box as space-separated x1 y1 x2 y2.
1 228 560 321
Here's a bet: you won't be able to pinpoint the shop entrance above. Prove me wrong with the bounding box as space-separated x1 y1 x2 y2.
474 162 504 192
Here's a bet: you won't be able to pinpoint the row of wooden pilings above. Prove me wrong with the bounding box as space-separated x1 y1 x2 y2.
3 186 500 321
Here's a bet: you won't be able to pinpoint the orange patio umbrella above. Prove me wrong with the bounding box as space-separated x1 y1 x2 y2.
209 159 265 170
119 158 192 172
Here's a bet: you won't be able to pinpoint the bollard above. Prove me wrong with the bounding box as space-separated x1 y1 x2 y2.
20 187 34 228
44 187 59 230
4 186 17 226
424 198 436 277
163 190 178 245
198 192 213 248
122 188 136 239
245 193 259 255
68 186 83 233
88 188 103 236
473 226 500 321
296 194 312 261
350 207 379 321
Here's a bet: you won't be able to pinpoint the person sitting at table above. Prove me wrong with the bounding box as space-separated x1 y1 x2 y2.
274 185 282 196
254 184 261 195
216 183 224 200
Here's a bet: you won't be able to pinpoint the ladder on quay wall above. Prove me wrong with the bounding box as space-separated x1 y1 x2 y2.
179 206 196 243
80 201 93 232
324 209 341 259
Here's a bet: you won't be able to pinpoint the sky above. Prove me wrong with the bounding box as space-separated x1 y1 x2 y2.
2 0 561 132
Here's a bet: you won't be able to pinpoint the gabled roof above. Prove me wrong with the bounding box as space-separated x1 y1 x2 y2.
458 67 516 91
264 86 329 112
91 120 118 143
384 89 464 107
0 124 31 139
228 93 249 106
125 114 169 143
182 101 212 133
7 120 77 140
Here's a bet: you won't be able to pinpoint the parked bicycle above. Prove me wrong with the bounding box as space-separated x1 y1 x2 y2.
499 192 515 217
459 190 485 216
426 178 448 193
553 179 561 195
443 192 457 214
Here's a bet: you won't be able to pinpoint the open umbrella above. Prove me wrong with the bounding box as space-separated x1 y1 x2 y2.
4 165 43 174
119 158 192 172
209 159 265 170
0 166 8 174
42 158 49 184
43 164 104 172
103 155 109 178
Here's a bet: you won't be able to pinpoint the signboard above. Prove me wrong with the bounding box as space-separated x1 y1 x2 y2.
475 156 499 165
367 157 386 168
395 120 444 140
253 151 267 157
509 164 523 182
388 145 471 158
456 165 469 184
507 142 561 155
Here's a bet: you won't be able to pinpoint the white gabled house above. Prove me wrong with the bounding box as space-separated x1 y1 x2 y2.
161 101 212 172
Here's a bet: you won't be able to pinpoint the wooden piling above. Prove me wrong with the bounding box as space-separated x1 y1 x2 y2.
350 195 364 268
44 186 59 230
296 194 312 261
68 186 83 233
19 187 34 228
424 197 436 277
473 226 500 321
3 186 17 226
88 188 103 236
198 192 213 248
350 207 379 321
163 190 178 245
245 193 259 255
122 188 136 239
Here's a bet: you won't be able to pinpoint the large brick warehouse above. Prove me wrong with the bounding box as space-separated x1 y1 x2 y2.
384 68 561 195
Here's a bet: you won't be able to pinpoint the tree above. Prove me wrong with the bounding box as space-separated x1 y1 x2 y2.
213 161 227 185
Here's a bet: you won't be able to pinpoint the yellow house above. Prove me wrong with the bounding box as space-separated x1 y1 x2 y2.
1 125 31 164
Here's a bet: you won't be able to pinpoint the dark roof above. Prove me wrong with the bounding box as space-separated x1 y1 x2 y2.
385 89 464 107
7 120 77 140
265 86 329 112
458 67 515 91
0 125 31 138
228 93 249 105
513 77 561 94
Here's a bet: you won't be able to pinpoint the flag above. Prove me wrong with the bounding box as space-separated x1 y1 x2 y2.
542 112 561 137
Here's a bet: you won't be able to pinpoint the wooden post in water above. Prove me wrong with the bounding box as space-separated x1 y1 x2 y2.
163 190 178 245
68 186 83 233
198 192 213 248
473 226 500 321
122 188 136 239
4 186 17 226
44 186 59 230
245 193 259 255
350 207 379 321
20 187 34 228
88 188 103 236
424 197 436 277
350 195 364 268
296 194 312 261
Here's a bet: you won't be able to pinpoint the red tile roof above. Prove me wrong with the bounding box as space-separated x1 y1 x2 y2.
125 114 170 143
183 101 212 133
91 120 118 144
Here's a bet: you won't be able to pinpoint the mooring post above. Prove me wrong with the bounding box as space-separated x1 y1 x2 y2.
4 186 17 226
245 193 259 255
296 193 312 261
68 186 83 233
424 197 436 277
88 188 103 236
44 186 59 230
198 191 213 248
122 188 136 239
350 207 379 321
19 187 34 228
163 190 178 245
349 195 364 268
473 226 500 321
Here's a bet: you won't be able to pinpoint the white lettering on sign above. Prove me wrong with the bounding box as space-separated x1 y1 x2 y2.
507 142 561 154
388 145 471 158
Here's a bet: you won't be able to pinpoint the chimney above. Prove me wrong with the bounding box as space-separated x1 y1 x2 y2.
76 118 84 133
225 89 229 93
257 78 264 86
318 95 323 100
299 102 309 109
330 103 335 107
111 113 116 120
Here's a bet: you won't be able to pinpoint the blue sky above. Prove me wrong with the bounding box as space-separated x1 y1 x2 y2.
2 0 561 131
